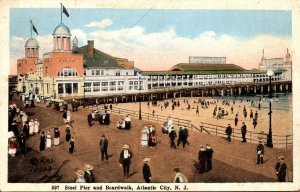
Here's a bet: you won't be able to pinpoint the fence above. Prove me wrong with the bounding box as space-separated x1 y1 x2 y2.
96 105 191 128
95 105 292 149
194 122 292 149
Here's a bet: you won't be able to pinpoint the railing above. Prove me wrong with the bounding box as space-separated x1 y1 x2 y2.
96 105 191 128
94 105 292 149
195 122 292 149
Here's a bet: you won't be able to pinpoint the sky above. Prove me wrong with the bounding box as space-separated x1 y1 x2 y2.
10 8 292 74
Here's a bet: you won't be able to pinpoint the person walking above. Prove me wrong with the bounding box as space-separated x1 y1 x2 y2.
275 156 287 182
62 110 67 124
39 131 46 152
69 137 75 154
29 119 34 136
18 132 26 154
87 113 93 127
142 157 152 183
67 110 71 124
173 168 188 183
256 140 264 164
205 144 213 172
84 164 96 183
65 125 71 142
169 127 177 149
46 131 52 149
198 146 206 173
99 134 109 161
34 119 40 135
141 126 150 147
225 124 232 142
241 122 247 142
119 144 133 178
54 128 60 146
234 113 238 126
23 121 29 138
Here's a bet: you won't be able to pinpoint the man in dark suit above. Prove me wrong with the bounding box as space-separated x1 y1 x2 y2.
142 157 152 183
225 124 232 142
99 134 109 161
241 122 247 142
169 127 177 149
84 164 95 183
256 140 264 164
275 156 287 182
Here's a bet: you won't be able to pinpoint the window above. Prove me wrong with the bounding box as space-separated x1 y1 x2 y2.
73 83 78 94
118 81 124 91
116 70 120 76
58 83 64 94
93 82 100 92
65 83 72 94
101 82 108 91
58 67 78 77
96 70 100 75
110 81 116 91
84 83 91 92
92 70 95 76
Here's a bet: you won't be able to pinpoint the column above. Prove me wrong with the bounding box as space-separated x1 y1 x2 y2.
221 89 224 97
280 84 283 92
254 86 257 94
260 86 263 94
230 88 233 96
173 92 176 99
191 91 193 97
273 85 277 92
201 90 204 97
238 87 242 95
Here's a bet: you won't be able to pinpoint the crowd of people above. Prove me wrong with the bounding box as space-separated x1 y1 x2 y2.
8 94 290 183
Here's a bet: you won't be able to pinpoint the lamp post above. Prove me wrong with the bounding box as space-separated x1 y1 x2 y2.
138 74 142 120
266 69 274 148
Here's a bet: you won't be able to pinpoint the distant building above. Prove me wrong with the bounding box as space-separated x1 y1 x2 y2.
259 49 292 81
9 75 18 92
189 56 226 64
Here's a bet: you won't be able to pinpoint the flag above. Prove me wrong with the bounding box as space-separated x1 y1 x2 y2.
61 4 69 17
30 20 38 35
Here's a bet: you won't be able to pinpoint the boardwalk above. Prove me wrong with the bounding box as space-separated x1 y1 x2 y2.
8 97 293 183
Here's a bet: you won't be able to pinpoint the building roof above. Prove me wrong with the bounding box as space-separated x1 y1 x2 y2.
25 38 39 48
73 45 122 68
141 70 264 76
170 63 245 71
53 23 71 36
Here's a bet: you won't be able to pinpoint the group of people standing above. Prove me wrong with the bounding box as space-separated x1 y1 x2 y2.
198 144 214 173
141 125 156 147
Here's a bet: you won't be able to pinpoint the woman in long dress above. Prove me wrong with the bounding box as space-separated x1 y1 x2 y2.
65 125 71 142
46 131 52 149
29 119 34 136
54 128 60 146
34 119 40 134
141 126 149 147
67 110 71 124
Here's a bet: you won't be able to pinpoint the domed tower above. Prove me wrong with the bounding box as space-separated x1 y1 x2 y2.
53 23 71 52
286 48 291 62
25 38 39 58
72 36 78 48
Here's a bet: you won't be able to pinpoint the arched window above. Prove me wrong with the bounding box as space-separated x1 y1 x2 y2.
58 67 78 77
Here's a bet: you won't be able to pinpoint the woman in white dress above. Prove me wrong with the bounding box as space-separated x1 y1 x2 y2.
46 131 52 148
67 110 71 123
141 126 149 147
34 119 40 134
29 119 34 136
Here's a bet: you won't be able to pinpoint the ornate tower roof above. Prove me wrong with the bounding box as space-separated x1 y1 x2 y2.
25 38 39 48
53 23 71 36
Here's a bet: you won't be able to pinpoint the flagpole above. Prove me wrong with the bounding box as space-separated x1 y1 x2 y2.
30 20 32 38
60 3 62 23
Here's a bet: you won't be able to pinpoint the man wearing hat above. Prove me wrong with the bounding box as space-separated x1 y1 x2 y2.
69 137 75 154
173 168 188 183
198 146 206 173
119 144 133 178
241 122 247 142
142 157 152 183
39 131 46 152
99 134 109 161
54 128 60 146
169 127 177 149
84 164 96 183
18 132 26 154
225 124 232 142
87 113 93 127
75 170 86 183
275 156 287 182
46 131 52 149
256 140 264 164
205 144 213 172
